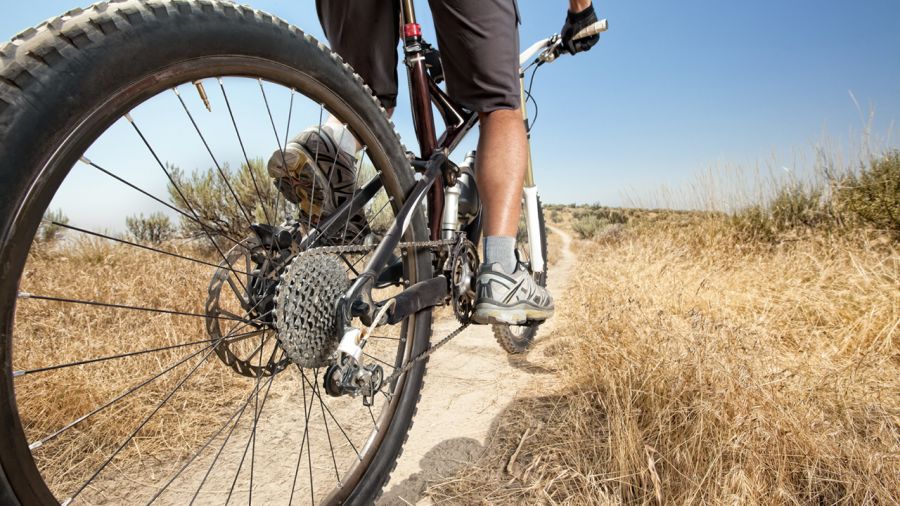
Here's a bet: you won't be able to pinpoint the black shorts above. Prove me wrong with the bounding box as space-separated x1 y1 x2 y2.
315 0 521 112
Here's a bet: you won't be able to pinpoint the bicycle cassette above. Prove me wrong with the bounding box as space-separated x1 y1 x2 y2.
274 252 350 368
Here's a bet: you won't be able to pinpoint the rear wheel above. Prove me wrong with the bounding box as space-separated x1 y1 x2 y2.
0 2 431 504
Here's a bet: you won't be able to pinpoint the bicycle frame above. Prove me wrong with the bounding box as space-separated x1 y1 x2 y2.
399 1 545 274
331 1 592 332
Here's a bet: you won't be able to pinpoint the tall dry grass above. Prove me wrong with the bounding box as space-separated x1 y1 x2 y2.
430 212 898 504
14 238 258 497
14 234 403 502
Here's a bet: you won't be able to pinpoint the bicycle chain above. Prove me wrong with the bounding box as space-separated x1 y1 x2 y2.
379 321 471 398
300 238 471 399
302 238 457 256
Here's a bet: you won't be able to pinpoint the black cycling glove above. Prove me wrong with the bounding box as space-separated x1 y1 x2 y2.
561 4 600 55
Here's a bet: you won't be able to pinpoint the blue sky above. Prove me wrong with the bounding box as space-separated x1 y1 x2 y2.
2 0 898 213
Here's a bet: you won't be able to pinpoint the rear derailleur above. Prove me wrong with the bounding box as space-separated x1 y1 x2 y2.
323 233 478 403
323 329 384 407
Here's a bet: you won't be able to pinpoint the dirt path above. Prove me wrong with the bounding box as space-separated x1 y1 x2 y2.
379 226 575 504
91 228 574 505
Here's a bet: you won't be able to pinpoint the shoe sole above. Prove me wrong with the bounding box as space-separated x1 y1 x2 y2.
472 302 554 326
268 143 331 216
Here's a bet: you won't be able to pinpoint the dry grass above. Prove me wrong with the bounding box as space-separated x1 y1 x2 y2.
14 238 261 497
13 187 898 502
14 234 407 502
429 214 899 504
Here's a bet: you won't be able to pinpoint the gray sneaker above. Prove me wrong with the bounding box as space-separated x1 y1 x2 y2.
473 263 554 325
267 125 369 242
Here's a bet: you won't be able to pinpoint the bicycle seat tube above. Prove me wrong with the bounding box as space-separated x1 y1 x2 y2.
401 0 444 240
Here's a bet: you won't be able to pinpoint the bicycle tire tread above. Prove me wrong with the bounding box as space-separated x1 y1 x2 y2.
0 1 427 504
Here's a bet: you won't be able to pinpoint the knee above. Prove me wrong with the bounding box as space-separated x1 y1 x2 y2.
479 108 522 125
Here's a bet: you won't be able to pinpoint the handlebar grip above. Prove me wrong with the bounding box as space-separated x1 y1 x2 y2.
573 19 608 40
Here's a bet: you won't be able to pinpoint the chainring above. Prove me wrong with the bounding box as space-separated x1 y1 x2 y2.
449 238 479 323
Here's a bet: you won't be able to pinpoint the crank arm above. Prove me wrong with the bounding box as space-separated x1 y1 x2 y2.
334 151 446 335
385 275 448 324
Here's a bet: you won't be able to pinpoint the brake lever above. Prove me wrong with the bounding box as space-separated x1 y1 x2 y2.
541 19 608 63
538 35 564 64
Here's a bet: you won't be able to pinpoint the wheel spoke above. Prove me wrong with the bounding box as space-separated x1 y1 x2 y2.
44 219 251 275
349 195 393 248
257 78 289 229
18 292 253 325
340 147 367 241
367 335 404 342
27 322 251 451
223 348 281 506
79 156 249 250
307 105 325 231
243 333 274 364
283 88 296 152
362 352 395 371
125 113 252 293
248 333 268 504
13 329 262 378
288 365 318 506
313 368 343 487
299 370 360 460
188 368 277 505
218 77 274 226
145 371 274 506
66 339 222 503
173 87 255 228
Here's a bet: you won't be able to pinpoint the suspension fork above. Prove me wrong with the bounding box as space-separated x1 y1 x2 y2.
521 77 545 274
401 0 444 241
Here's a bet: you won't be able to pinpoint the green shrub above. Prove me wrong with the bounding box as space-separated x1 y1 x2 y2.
729 204 775 243
593 207 628 224
835 150 900 235
728 150 899 242
126 212 175 244
572 215 608 239
769 183 828 230
730 182 828 241
167 158 281 245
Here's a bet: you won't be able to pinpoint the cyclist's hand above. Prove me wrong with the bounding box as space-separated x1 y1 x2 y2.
561 4 600 55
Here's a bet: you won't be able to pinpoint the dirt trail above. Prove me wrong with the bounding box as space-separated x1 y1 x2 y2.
91 228 574 505
379 226 575 505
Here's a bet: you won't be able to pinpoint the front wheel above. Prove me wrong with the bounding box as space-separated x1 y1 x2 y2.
0 2 431 504
492 195 549 354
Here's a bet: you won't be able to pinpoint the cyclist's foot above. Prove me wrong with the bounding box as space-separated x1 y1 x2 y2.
267 125 370 242
472 263 554 325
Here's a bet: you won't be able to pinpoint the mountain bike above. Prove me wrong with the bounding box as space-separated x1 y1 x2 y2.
0 1 606 504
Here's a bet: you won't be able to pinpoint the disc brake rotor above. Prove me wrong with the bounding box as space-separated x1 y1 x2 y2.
205 234 292 378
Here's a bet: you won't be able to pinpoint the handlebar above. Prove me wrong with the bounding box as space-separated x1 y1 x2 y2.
573 19 609 41
519 19 609 68
518 19 608 69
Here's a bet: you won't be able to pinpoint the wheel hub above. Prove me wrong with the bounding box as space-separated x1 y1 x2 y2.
274 252 349 368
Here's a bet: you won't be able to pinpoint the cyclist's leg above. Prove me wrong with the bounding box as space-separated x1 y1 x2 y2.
267 1 400 239
316 0 401 111
428 0 553 323
428 0 523 262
